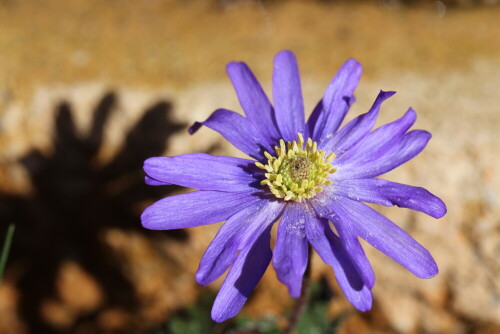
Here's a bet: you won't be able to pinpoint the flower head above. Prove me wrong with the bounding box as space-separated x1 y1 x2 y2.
257 133 336 201
141 50 446 322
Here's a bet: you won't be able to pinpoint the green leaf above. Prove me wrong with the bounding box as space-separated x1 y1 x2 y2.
295 277 345 334
0 223 15 281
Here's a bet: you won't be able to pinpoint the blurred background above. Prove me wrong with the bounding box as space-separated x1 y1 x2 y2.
0 0 499 333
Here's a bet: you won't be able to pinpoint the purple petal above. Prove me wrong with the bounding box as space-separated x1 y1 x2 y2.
272 202 309 298
197 199 284 286
141 190 261 230
145 175 170 186
272 50 305 142
226 62 281 143
305 212 372 311
323 90 395 154
333 178 447 218
144 153 259 192
307 59 362 142
314 196 438 279
337 129 431 179
335 108 416 167
333 219 375 289
189 108 272 160
211 225 274 322
304 100 323 139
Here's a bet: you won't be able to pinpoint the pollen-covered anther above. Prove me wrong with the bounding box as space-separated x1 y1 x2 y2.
256 133 336 202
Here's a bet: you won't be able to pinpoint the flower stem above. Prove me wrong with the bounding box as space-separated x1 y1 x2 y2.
282 245 313 334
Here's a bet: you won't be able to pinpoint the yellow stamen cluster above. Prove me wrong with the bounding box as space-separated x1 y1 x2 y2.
255 133 336 202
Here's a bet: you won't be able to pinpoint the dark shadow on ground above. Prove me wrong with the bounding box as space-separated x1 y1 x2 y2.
0 92 186 333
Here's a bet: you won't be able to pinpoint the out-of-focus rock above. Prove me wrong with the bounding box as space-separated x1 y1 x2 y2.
57 261 104 313
0 280 27 334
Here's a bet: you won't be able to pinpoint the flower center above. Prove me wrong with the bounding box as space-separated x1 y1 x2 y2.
255 133 336 202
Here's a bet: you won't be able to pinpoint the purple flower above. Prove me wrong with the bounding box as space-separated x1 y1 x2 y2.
141 50 446 322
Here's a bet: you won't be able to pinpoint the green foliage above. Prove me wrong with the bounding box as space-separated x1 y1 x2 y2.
295 278 344 334
165 294 218 334
151 276 344 334
230 315 281 334
0 223 15 281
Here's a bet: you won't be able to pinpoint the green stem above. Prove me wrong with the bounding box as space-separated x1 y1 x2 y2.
0 224 15 281
282 245 313 334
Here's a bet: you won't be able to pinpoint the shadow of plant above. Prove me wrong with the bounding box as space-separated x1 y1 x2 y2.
0 92 186 333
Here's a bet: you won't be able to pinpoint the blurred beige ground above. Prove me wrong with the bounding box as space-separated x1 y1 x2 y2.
0 0 499 333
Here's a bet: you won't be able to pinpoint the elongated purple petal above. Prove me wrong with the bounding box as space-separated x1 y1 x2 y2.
314 196 438 279
272 50 305 142
323 90 395 154
272 203 309 297
333 178 446 218
364 129 431 178
307 59 362 142
305 212 372 311
333 220 375 289
144 153 259 192
141 190 261 230
211 226 274 322
197 199 284 285
226 62 281 143
337 130 431 179
145 175 170 186
335 108 416 167
304 99 322 139
189 108 272 160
